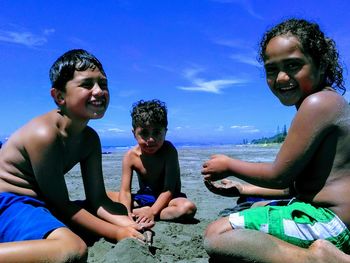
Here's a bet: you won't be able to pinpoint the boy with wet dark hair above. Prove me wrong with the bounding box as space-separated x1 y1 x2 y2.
0 49 146 262
109 99 197 224
202 18 350 262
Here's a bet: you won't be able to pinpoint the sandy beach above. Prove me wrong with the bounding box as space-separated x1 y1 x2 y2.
65 144 280 262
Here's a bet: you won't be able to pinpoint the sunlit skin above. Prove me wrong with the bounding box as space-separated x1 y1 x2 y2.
108 125 197 224
0 67 146 262
201 35 350 262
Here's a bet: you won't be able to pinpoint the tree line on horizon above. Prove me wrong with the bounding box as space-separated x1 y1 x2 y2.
243 125 287 145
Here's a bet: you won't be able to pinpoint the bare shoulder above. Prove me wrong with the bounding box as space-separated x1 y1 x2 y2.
14 111 61 151
161 140 178 155
300 90 348 115
123 145 140 162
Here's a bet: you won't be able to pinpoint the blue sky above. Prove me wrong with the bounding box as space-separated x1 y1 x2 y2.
1 0 350 146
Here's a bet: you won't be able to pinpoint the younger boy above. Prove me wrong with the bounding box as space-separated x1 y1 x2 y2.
0 49 145 262
109 100 196 224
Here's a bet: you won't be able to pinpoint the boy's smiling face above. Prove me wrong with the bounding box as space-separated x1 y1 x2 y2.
60 68 109 120
264 35 323 108
133 126 167 155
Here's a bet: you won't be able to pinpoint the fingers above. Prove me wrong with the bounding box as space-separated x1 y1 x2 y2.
221 179 233 185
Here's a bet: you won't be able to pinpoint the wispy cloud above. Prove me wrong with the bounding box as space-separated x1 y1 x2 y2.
178 67 247 94
211 0 263 20
0 28 54 47
214 39 251 49
107 128 125 133
230 53 261 67
230 125 260 133
215 125 224 132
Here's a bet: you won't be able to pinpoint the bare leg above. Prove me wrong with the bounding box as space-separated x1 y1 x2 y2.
204 217 350 263
0 227 87 263
159 197 197 221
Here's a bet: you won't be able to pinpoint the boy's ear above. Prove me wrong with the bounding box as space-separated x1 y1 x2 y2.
50 88 66 106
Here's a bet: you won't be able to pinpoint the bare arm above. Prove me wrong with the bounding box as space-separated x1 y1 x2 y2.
119 151 134 214
202 91 343 189
204 179 290 197
79 129 148 233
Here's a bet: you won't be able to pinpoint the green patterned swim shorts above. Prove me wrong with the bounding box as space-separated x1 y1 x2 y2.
228 200 350 252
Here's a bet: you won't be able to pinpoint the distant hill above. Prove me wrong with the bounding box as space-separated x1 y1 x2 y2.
250 125 287 144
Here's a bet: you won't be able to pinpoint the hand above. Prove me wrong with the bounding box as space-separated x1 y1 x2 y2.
115 225 146 242
201 154 233 181
204 179 242 197
133 207 155 228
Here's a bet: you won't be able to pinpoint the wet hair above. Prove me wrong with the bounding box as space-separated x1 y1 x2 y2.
131 99 168 129
258 18 345 94
49 49 106 91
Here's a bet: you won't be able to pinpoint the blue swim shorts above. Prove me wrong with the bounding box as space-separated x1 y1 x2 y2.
229 200 350 253
132 186 187 207
0 192 66 242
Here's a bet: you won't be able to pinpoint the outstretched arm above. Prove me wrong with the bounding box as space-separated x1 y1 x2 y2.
204 179 290 198
202 92 343 189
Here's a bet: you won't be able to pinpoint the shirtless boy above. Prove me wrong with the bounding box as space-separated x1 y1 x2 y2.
202 19 350 262
0 49 146 262
109 99 196 225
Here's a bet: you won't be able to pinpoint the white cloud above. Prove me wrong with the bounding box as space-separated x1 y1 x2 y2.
211 0 263 20
230 125 260 133
214 39 250 49
0 29 54 47
178 67 247 94
230 53 261 67
215 125 224 132
107 128 125 133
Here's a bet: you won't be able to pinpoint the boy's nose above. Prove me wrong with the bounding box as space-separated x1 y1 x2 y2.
276 71 290 83
92 84 104 96
147 137 155 143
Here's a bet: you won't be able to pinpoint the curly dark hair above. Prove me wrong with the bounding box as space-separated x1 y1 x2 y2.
258 18 345 94
131 99 168 129
49 49 106 91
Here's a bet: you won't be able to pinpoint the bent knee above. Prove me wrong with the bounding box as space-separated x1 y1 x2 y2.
183 200 197 217
204 217 232 240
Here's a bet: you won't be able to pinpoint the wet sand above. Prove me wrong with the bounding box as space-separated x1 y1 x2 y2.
65 144 279 262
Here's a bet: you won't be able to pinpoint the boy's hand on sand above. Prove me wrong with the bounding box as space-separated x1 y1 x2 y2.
115 226 146 242
204 179 242 197
202 154 232 181
133 207 155 227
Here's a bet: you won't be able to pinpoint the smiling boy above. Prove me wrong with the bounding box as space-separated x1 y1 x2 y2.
0 49 145 262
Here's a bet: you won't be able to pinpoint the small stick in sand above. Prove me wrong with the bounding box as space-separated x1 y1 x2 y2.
143 230 153 246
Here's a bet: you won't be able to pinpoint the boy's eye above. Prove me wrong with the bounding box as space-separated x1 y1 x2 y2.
80 80 94 89
139 130 150 138
265 65 279 77
99 80 108 90
286 63 303 73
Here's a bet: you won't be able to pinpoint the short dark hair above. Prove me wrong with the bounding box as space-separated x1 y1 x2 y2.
49 49 106 91
258 18 345 94
131 99 168 129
